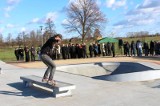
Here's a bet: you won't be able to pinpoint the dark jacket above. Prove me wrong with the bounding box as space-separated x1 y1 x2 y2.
40 37 58 56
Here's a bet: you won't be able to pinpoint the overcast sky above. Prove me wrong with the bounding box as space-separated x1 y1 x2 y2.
0 0 160 39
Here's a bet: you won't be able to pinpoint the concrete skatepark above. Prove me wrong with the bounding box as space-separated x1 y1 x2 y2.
1 59 160 106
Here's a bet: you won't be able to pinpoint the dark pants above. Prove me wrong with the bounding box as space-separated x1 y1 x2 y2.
25 52 30 62
40 54 56 80
31 54 35 61
89 51 93 58
112 50 115 57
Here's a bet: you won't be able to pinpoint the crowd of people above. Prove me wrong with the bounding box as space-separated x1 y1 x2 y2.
122 40 160 57
14 46 41 62
14 40 160 62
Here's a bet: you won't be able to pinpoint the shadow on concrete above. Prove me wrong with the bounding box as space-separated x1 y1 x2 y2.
152 85 160 88
92 75 110 80
0 82 54 98
110 62 154 75
92 62 154 81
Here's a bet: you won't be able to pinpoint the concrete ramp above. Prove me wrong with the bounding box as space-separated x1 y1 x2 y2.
57 62 120 77
57 62 160 82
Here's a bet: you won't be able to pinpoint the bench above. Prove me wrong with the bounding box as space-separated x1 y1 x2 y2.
20 75 76 98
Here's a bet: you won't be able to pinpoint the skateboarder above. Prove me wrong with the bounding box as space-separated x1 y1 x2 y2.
40 34 62 85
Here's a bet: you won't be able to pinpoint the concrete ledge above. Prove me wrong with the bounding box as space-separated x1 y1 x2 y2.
20 75 76 98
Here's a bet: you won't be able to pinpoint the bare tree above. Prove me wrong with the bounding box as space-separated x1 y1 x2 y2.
30 30 37 46
127 31 149 38
93 28 102 40
63 0 106 43
0 34 3 46
11 38 16 47
6 33 12 46
22 32 29 46
86 27 92 38
36 29 43 46
16 33 23 47
45 18 56 37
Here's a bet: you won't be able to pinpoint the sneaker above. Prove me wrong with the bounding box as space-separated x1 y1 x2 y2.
47 80 56 86
42 78 48 82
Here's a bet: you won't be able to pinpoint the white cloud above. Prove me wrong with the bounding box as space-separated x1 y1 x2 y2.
96 0 102 6
106 0 126 9
136 18 155 25
4 6 14 12
114 0 160 28
0 20 3 24
138 0 160 9
28 18 41 24
6 24 15 28
0 27 4 33
45 12 58 22
115 0 126 7
106 0 115 8
4 13 10 18
4 6 13 18
7 0 20 5
68 0 76 4
29 12 58 24
20 27 26 32
62 19 69 25
68 0 101 7
32 18 40 23
4 0 21 18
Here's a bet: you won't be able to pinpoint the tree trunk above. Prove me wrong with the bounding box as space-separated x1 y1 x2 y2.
82 34 85 43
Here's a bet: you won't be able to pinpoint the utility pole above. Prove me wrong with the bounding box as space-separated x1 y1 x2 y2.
40 26 43 46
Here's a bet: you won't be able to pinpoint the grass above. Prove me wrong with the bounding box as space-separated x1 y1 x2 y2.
0 47 16 62
122 36 160 43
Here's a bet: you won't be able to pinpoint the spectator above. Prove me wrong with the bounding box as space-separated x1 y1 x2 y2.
56 44 61 60
24 46 30 62
14 48 19 61
89 43 93 58
150 40 155 56
143 42 149 56
131 41 136 57
102 43 105 56
111 43 115 57
136 40 143 56
30 46 36 61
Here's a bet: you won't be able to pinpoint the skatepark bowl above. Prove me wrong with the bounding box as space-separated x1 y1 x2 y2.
57 62 160 82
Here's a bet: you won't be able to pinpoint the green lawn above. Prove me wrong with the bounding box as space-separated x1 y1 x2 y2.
0 47 16 62
123 36 160 43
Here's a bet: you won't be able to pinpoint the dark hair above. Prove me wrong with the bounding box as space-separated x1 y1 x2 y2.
53 34 62 39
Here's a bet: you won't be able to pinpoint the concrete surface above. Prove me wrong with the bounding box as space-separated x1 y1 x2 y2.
1 60 160 106
57 62 160 81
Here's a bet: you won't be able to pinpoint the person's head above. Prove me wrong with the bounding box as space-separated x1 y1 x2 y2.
53 34 62 42
48 34 62 46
